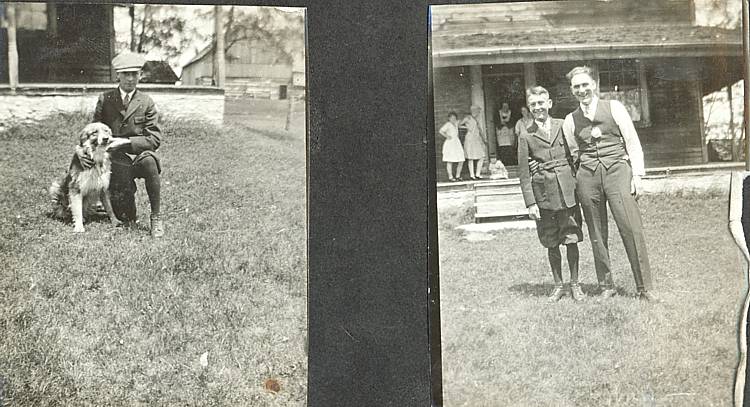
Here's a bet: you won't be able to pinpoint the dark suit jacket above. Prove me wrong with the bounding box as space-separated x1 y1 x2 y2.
517 118 577 211
93 88 161 160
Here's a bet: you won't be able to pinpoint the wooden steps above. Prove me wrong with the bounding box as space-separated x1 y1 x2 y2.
473 179 528 222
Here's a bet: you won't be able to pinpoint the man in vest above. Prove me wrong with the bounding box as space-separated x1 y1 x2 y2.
562 66 656 301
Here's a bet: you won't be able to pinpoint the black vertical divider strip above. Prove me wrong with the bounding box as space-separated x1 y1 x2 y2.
307 2 433 406
426 7 444 406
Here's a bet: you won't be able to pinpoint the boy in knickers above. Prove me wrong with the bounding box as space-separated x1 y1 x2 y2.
517 86 584 302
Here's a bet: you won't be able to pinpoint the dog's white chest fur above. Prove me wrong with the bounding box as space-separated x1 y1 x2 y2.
77 165 111 197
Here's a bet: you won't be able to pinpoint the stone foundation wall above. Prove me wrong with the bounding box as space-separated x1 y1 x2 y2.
0 84 225 125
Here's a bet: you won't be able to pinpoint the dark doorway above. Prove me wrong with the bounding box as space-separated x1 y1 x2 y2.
483 68 525 166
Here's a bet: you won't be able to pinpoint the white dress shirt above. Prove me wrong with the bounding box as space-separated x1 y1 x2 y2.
119 87 135 106
562 96 645 176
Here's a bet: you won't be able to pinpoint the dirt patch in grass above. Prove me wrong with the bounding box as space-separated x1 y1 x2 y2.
0 113 306 406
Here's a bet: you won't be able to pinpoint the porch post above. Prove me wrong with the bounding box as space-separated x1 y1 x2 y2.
636 59 651 127
729 83 736 161
523 63 536 89
469 65 487 162
6 3 18 91
697 72 708 163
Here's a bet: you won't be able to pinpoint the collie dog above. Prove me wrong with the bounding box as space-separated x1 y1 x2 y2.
49 122 120 232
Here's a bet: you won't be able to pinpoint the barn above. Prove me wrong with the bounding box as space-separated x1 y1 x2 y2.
181 39 305 100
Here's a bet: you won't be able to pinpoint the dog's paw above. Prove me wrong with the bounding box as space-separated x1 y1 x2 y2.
110 219 122 227
73 226 86 233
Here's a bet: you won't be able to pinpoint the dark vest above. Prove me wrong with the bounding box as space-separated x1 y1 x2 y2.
572 100 627 171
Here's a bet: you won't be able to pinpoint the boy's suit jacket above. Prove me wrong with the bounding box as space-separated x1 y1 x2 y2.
517 117 577 211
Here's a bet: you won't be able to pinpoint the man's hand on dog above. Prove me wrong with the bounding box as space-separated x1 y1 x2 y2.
75 146 95 169
107 138 131 151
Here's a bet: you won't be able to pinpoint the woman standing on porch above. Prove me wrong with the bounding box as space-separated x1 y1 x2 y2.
439 112 465 182
460 105 487 180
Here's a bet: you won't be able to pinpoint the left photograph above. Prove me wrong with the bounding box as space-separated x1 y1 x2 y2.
0 3 306 405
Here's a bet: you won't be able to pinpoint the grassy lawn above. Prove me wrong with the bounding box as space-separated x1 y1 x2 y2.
438 192 744 406
0 113 306 406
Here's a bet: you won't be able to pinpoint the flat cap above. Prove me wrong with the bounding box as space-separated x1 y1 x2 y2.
112 52 146 72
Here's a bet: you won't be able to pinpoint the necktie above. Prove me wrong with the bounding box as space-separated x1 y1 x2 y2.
123 94 130 108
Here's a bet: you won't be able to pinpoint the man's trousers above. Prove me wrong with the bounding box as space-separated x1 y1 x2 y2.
576 160 652 292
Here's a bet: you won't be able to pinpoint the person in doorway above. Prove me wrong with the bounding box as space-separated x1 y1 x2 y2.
460 105 487 180
498 101 512 128
515 106 534 141
79 51 164 237
439 111 465 182
496 102 515 164
518 86 584 302
562 65 656 301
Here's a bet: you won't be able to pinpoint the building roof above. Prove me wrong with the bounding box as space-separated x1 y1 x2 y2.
432 24 742 67
141 61 179 84
183 44 214 70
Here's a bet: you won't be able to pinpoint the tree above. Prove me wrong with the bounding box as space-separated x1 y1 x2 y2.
116 5 198 65
201 6 305 129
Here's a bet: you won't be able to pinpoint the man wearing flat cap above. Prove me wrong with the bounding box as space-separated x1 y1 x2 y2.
90 51 164 237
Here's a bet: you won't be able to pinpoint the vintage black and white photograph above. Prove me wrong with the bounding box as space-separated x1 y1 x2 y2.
430 0 745 405
0 3 306 405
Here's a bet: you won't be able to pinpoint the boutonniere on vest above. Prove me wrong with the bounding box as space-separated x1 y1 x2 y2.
590 126 602 140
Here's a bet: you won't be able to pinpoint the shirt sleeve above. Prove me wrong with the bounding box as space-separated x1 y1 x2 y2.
610 100 645 176
562 115 579 165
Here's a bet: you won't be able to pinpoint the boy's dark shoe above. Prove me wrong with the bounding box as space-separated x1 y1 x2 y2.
548 285 566 302
570 283 585 302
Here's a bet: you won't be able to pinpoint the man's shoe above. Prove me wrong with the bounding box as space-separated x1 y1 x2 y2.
548 285 566 302
150 215 164 238
570 283 585 302
598 288 617 299
638 291 660 302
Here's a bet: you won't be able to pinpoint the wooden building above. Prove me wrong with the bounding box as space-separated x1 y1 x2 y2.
0 2 115 83
0 3 225 125
431 0 743 179
181 39 304 100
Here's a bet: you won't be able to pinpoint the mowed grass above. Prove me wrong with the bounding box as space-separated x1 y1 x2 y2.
0 112 306 406
438 193 744 406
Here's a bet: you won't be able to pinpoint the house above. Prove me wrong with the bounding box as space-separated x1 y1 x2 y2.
431 0 744 179
0 2 115 83
181 39 305 100
0 2 225 125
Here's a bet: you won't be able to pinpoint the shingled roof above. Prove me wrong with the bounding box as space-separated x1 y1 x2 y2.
432 23 742 67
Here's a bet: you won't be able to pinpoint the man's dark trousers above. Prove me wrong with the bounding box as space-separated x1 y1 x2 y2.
576 160 652 291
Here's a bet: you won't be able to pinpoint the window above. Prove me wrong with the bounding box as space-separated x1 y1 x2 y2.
598 59 638 92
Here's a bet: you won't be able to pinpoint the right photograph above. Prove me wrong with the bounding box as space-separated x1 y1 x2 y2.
430 0 745 405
